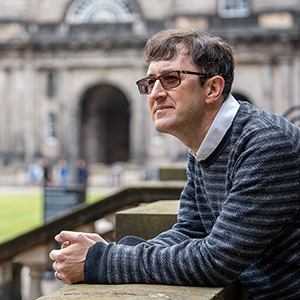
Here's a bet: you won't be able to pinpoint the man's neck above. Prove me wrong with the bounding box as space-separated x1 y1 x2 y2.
192 95 240 162
182 101 224 153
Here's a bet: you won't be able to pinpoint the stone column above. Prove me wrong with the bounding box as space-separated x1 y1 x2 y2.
0 68 7 164
0 68 12 164
60 68 79 183
16 243 53 300
129 66 148 163
279 58 293 115
261 62 274 113
12 68 26 161
0 261 13 299
23 63 36 164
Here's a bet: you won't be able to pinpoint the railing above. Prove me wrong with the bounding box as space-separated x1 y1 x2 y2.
36 199 251 300
0 181 185 300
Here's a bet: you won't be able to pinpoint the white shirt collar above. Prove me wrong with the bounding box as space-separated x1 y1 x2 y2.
191 94 240 161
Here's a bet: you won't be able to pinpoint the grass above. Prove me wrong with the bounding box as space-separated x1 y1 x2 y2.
0 191 105 243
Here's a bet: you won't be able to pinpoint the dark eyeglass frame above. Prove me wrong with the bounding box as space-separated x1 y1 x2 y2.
136 70 210 95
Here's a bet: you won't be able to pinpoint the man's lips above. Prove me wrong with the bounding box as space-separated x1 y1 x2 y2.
154 105 174 114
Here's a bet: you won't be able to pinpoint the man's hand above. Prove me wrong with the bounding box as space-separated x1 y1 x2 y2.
49 231 107 284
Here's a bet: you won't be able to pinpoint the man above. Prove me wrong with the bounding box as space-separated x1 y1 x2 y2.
49 29 300 300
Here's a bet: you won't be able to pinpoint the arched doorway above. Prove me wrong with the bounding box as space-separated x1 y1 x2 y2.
80 84 130 164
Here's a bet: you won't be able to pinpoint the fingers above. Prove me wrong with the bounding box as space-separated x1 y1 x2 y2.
49 231 105 262
53 262 62 281
49 249 59 261
49 231 101 285
52 257 84 284
84 233 108 245
54 231 107 246
55 270 69 285
55 271 61 281
54 230 77 243
54 261 62 281
61 241 70 249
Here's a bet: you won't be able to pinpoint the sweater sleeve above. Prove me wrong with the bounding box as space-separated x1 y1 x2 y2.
84 236 146 283
84 127 300 286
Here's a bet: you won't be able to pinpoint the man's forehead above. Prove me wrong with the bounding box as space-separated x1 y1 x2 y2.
147 54 193 76
147 61 174 76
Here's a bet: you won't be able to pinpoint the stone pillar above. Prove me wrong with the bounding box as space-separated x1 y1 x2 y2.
67 105 80 183
292 55 300 108
128 66 148 163
0 68 12 164
27 265 44 300
59 68 70 159
279 58 293 114
16 243 53 300
261 62 274 113
12 68 26 161
60 68 78 183
24 63 37 164
0 260 22 300
0 260 13 299
272 58 293 115
0 68 7 164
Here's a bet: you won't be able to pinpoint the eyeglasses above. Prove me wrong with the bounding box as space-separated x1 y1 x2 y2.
136 70 210 95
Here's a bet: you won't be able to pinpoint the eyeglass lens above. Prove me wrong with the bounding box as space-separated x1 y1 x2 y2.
138 71 181 95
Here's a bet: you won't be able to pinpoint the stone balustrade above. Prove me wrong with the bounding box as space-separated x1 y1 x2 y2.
36 199 251 300
0 182 184 300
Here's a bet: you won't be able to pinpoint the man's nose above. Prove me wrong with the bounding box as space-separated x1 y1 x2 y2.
150 79 166 98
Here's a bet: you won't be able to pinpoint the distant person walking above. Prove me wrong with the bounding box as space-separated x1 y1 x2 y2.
40 157 51 186
53 159 70 186
59 159 70 186
28 159 43 185
76 159 88 186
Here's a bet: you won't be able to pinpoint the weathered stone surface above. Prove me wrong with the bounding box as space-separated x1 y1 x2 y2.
36 283 228 300
159 163 187 181
115 200 180 241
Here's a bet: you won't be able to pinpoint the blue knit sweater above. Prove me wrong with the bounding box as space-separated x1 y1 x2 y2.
85 102 300 300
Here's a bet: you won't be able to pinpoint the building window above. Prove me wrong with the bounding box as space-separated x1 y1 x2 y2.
46 72 55 99
218 0 250 18
46 113 57 139
65 0 136 24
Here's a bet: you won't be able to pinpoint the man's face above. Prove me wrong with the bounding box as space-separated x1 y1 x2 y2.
147 52 207 140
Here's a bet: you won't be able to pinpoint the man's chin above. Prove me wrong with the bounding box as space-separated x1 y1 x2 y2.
154 123 171 134
153 115 177 133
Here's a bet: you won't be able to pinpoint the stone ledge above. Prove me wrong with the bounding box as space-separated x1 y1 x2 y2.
115 200 180 241
36 281 249 300
159 163 187 181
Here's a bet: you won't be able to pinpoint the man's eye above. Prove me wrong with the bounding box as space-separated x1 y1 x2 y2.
147 78 156 86
164 75 179 82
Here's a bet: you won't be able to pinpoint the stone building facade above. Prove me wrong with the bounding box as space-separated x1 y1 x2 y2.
0 0 299 178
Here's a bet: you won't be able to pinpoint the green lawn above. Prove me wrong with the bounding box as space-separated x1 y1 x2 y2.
0 192 105 243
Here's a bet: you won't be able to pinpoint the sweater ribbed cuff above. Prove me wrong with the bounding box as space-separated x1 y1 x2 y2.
84 241 111 283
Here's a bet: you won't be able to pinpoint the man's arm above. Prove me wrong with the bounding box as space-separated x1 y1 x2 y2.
84 128 300 286
49 155 207 285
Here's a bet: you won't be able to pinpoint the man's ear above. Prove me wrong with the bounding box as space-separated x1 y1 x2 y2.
205 76 225 104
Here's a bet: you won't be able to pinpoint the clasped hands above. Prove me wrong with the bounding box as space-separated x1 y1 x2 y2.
49 230 107 284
